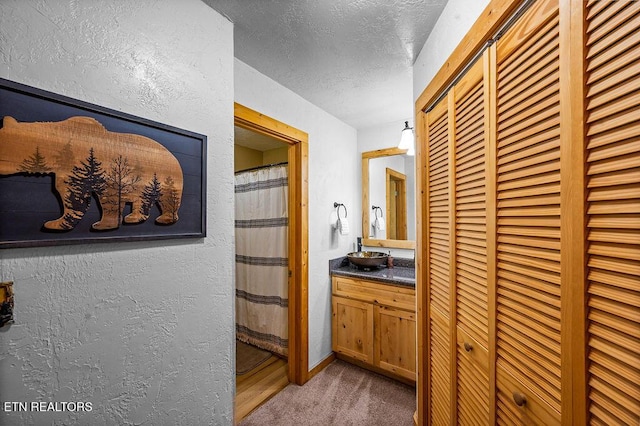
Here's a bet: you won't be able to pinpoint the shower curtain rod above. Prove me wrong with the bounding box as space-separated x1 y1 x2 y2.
235 161 288 174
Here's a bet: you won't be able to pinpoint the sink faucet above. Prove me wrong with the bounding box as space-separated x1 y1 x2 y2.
357 237 362 252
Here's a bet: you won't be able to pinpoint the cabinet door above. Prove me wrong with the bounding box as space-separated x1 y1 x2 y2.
585 1 640 424
494 0 562 423
332 296 374 363
374 305 416 380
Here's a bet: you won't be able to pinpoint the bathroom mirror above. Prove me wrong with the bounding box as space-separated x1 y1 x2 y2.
362 147 416 250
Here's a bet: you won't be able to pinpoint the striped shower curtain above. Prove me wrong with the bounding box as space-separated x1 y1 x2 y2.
235 164 288 357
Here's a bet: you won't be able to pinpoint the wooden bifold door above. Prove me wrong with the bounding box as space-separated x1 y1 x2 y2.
416 0 640 424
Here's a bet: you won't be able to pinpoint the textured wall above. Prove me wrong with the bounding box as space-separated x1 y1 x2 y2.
413 0 491 102
0 1 235 424
234 59 359 369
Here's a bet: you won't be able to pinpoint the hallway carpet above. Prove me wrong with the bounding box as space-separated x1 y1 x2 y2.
239 359 416 426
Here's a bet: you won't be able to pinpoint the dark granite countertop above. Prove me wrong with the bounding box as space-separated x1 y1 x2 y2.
329 256 415 288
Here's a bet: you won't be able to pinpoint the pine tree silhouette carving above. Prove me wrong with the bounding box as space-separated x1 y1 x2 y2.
18 146 51 173
62 148 106 229
54 140 75 170
104 155 141 225
163 176 180 222
141 173 163 216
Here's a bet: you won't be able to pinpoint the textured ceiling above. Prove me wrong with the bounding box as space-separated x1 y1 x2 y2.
203 0 448 129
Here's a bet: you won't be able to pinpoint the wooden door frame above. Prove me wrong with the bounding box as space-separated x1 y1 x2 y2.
234 102 309 385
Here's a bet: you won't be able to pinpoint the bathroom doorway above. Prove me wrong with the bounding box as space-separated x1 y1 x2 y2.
233 103 308 422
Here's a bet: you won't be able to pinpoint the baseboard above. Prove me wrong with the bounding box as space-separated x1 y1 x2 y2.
307 352 336 381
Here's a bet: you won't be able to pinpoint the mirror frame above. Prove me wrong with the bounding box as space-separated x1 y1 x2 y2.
362 147 416 250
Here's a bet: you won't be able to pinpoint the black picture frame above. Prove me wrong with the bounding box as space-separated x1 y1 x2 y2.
0 78 207 248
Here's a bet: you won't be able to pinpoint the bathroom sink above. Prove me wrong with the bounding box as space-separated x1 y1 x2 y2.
347 251 388 269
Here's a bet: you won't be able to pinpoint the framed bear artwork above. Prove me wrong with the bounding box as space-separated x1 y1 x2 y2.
0 78 207 248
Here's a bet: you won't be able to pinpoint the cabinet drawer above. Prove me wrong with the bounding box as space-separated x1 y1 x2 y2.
332 276 415 310
496 362 560 425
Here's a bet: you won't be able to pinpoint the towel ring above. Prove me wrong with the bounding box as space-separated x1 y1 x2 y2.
334 202 347 218
372 205 383 219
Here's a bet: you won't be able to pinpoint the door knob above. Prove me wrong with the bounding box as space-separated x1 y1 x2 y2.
513 392 527 407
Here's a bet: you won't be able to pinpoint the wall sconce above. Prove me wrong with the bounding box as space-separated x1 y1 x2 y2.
398 121 415 156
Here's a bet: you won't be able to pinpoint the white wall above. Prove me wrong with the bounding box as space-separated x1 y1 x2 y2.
413 0 490 101
0 1 235 424
234 59 359 369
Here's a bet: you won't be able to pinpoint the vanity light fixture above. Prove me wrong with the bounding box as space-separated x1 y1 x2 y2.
398 121 415 156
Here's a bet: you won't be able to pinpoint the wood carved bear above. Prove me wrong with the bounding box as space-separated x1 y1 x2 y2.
0 116 183 231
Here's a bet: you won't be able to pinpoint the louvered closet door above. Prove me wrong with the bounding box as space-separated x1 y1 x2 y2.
426 97 452 426
585 1 640 424
453 58 490 426
494 0 562 424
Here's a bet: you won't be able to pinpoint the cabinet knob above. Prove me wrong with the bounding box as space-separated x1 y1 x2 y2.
463 342 473 352
513 392 527 407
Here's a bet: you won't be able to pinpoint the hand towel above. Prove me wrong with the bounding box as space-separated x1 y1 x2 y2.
338 216 349 235
329 210 339 228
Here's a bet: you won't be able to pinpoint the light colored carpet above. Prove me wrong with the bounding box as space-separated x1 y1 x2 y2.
237 340 273 375
239 359 416 425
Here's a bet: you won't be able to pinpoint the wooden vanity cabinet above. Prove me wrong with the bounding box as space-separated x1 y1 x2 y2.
331 275 416 382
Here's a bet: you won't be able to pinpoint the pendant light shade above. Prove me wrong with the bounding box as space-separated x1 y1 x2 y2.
398 121 414 156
